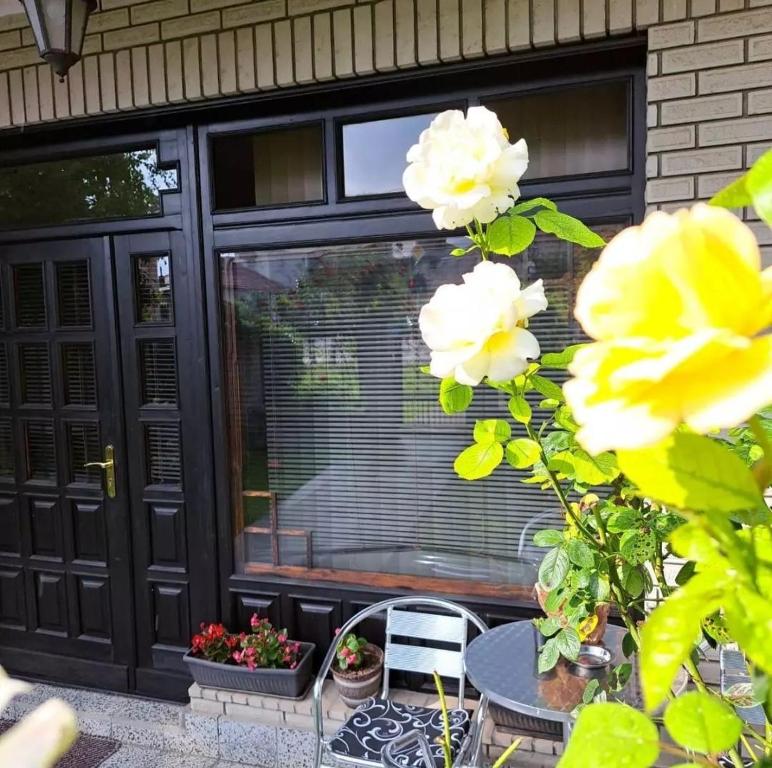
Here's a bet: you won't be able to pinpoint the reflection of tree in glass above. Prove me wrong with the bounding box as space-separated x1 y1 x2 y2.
0 149 177 229
232 245 425 400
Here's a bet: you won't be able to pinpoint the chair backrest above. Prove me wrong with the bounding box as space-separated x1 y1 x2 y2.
381 597 486 708
312 596 488 748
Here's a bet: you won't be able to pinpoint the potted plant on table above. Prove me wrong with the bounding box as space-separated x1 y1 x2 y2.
184 614 315 699
331 631 384 707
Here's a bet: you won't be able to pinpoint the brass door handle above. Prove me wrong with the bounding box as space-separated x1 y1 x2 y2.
84 444 116 498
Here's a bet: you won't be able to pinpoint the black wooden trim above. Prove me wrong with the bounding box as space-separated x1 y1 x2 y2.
0 36 645 146
0 646 130 692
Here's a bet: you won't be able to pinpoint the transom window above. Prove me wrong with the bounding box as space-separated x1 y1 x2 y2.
0 147 177 230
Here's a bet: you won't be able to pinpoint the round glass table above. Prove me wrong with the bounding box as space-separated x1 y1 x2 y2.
464 620 640 743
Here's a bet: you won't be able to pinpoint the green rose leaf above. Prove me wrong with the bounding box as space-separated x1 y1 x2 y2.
529 373 565 402
450 247 468 257
724 587 772 676
555 406 580 433
506 438 541 469
566 538 594 568
556 627 581 660
473 419 511 443
438 376 473 415
538 637 560 673
533 209 606 248
589 573 611 602
558 702 659 768
622 632 637 658
538 616 563 637
620 564 646 599
534 529 564 547
669 522 724 564
539 547 570 591
711 147 772 226
607 508 642 533
620 530 657 566
592 451 620 482
540 344 587 370
618 433 769 520
508 394 532 425
663 691 743 755
510 196 558 215
640 572 725 710
572 449 615 486
747 147 772 225
582 679 601 704
710 175 752 210
453 441 504 480
488 214 537 256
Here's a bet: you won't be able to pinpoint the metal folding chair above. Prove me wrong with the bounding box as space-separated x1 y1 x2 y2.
312 596 489 768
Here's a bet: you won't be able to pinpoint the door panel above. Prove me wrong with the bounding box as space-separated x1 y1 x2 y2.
0 239 133 690
114 230 217 699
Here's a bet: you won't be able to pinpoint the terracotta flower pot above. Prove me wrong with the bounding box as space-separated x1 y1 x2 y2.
534 582 609 645
332 644 384 707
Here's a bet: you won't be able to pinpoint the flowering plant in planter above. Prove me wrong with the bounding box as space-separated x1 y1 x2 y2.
403 109 772 765
185 615 314 698
335 632 370 671
233 615 302 671
190 622 240 664
332 630 385 707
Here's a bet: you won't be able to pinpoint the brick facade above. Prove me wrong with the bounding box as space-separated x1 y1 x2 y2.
0 0 770 256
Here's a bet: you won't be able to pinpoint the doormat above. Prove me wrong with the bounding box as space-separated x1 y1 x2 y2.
0 719 121 767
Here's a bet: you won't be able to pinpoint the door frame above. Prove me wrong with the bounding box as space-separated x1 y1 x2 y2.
0 126 218 699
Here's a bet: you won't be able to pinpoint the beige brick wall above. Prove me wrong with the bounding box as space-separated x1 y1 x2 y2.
646 1 772 259
0 0 770 255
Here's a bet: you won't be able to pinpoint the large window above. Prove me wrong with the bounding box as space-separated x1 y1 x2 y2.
221 225 621 589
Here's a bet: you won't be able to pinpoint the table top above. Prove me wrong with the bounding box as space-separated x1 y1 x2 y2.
464 620 640 724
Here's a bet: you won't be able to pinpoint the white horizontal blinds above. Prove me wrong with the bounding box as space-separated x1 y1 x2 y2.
222 228 620 585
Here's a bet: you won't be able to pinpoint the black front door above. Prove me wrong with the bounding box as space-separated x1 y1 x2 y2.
0 238 135 691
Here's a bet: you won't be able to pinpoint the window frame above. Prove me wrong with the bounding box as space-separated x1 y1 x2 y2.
0 134 182 235
200 50 647 601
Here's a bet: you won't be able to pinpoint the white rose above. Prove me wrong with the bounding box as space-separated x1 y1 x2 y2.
419 261 547 385
403 107 529 230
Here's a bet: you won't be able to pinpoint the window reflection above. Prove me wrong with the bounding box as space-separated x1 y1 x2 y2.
0 148 177 230
211 125 324 210
342 112 437 197
486 82 629 179
220 225 622 589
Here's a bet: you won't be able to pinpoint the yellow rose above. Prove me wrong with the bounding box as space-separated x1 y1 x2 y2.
564 204 772 454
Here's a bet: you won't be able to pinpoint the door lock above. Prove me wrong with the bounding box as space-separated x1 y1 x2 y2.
84 444 116 498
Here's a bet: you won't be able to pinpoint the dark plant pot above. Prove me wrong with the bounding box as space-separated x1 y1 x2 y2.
332 644 384 707
183 641 315 699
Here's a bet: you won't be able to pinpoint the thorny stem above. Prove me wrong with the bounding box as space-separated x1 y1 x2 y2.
474 218 490 259
740 732 758 762
683 655 708 694
657 742 714 766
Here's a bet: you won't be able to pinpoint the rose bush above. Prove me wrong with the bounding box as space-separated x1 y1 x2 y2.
402 106 528 230
419 260 547 385
565 204 772 454
402 105 772 765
